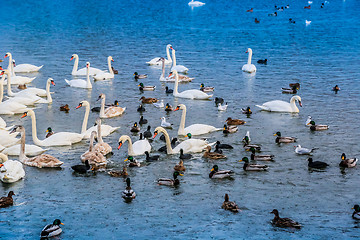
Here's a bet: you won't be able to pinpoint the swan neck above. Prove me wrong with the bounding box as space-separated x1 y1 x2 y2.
86 66 92 88
172 49 177 67
6 72 14 96
178 107 187 135
81 103 90 133
19 129 27 160
108 58 113 74
247 50 252 65
89 133 94 152
166 46 172 62
29 112 41 145
72 55 79 74
0 75 4 102
290 97 299 112
97 120 103 143
173 72 179 95
100 97 105 117
125 136 135 156
0 153 8 163
161 128 173 154
46 80 52 103
161 60 165 78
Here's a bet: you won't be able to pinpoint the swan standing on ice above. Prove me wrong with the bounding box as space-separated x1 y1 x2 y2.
242 48 256 73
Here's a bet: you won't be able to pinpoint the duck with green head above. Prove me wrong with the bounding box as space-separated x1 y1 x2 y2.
45 127 54 138
157 171 183 186
124 156 140 167
339 153 358 168
200 83 214 92
40 219 64 238
134 72 148 79
122 178 136 201
209 165 233 179
138 82 155 91
352 205 360 220
239 157 269 171
274 131 296 143
307 121 329 131
250 147 274 161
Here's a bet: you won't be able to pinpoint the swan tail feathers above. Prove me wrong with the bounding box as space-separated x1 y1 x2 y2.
255 104 270 111
64 79 71 86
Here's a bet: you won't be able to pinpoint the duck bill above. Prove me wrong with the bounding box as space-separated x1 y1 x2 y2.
299 101 302 107
273 133 277 136
117 142 122 150
60 223 64 225
179 173 184 176
124 158 129 162
210 168 214 171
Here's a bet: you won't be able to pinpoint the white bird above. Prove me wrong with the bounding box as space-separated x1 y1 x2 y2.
308 1 313 4
294 145 316 155
242 48 256 73
93 56 115 81
170 47 189 74
305 116 312 126
0 153 25 183
4 53 36 84
188 0 206 7
160 117 173 129
172 71 212 100
256 96 302 113
70 54 103 76
218 102 228 111
65 62 92 89
305 20 311 26
153 100 164 108
12 59 43 73
147 44 173 65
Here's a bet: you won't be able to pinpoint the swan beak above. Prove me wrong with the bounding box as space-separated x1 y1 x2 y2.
0 67 3 70
60 223 64 225
174 107 179 111
0 164 3 168
117 142 122 150
299 101 302 107
245 51 248 53
168 73 173 77
152 132 158 139
124 158 129 162
111 59 114 62
21 113 27 118
70 56 74 60
4 54 8 58
76 104 82 109
51 81 55 86
0 71 4 75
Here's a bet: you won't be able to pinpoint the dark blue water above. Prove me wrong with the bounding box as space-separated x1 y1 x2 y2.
1 0 360 239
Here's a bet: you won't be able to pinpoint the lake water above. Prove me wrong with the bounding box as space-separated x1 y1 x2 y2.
1 0 360 239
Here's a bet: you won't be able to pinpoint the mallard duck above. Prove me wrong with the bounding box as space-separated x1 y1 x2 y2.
307 121 329 131
332 85 340 93
274 132 296 143
222 194 239 213
218 102 228 111
40 219 64 238
137 104 146 112
203 146 226 159
294 145 316 155
174 159 186 171
270 209 301 228
158 138 178 153
0 191 15 208
282 85 298 94
139 116 148 125
130 122 140 133
352 205 360 220
223 124 238 134
216 141 233 149
45 127 54 138
108 166 128 177
157 171 183 186
250 148 274 161
111 66 118 74
71 160 91 174
165 103 173 111
308 158 329 169
339 153 358 168
138 83 155 91
165 86 173 94
239 157 268 171
225 117 246 125
59 104 70 113
209 165 233 178
257 59 267 64
140 96 158 104
179 148 192 160
145 151 160 162
214 97 224 105
241 107 252 114
289 83 300 89
124 156 140 167
134 72 148 79
122 178 136 201
18 84 27 89
200 83 214 92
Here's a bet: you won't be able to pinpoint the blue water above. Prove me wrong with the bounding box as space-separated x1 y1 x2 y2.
1 0 360 239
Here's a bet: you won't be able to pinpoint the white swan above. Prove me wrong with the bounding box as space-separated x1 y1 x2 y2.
80 131 106 167
0 153 25 183
93 118 112 156
4 53 36 84
76 100 119 138
160 117 173 128
3 126 47 156
71 54 103 76
93 56 114 80
159 57 193 82
98 93 126 118
65 62 92 89
242 48 256 73
147 44 173 65
10 77 54 97
173 70 212 100
188 0 206 6
153 126 215 154
256 95 302 113
170 47 189 73
0 130 20 147
174 104 221 136
21 110 84 146
12 59 43 73
11 126 63 168
117 135 151 156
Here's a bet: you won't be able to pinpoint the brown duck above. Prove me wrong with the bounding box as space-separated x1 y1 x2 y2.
203 146 226 159
222 194 239 213
0 191 15 208
60 104 70 113
174 159 186 172
140 96 158 104
225 117 246 125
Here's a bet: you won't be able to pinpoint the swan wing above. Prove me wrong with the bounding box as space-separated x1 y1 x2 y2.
176 90 212 100
173 139 209 153
0 160 25 183
132 139 152 155
183 124 221 136
43 132 83 146
83 125 119 139
73 67 103 76
14 64 43 73
93 72 114 81
64 79 89 88
257 100 292 112
3 144 47 156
